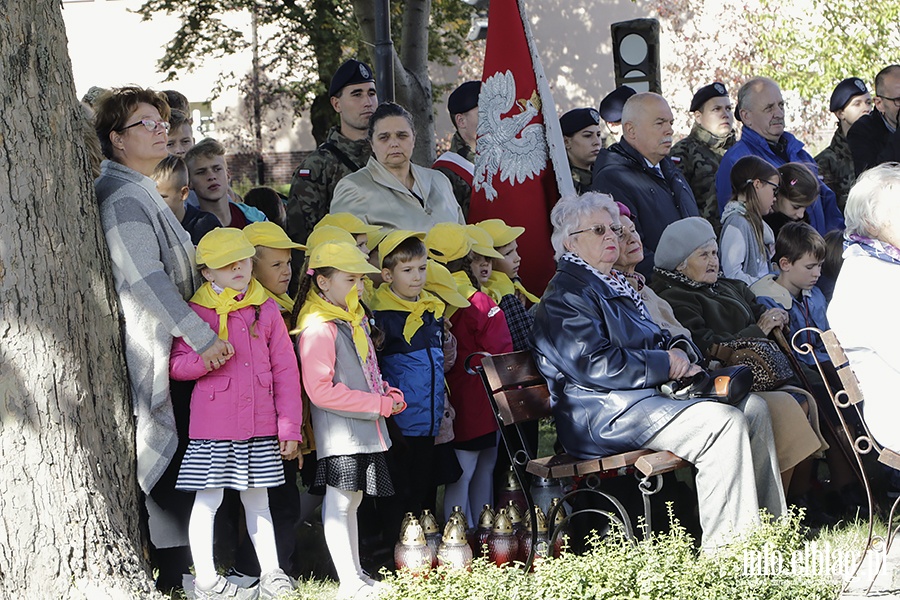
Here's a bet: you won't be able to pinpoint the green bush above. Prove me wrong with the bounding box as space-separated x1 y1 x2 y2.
377 507 842 600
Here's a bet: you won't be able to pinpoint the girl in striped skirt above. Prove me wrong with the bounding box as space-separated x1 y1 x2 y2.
170 228 303 600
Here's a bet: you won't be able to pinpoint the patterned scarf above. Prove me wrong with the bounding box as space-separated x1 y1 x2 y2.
190 278 268 340
294 286 370 362
654 266 721 290
369 284 444 343
846 234 900 266
562 253 649 320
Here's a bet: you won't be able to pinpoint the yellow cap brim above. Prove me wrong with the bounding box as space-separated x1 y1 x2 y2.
202 245 256 269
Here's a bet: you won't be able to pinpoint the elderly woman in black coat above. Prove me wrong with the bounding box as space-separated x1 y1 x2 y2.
530 192 785 550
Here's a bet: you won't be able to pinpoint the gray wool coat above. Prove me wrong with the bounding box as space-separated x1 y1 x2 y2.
96 160 217 546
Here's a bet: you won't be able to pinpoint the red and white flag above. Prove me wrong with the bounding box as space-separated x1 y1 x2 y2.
468 0 575 295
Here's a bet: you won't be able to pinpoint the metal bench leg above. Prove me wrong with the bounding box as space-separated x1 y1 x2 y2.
636 473 665 540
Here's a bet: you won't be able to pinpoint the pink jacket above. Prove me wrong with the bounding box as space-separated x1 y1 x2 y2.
170 298 303 442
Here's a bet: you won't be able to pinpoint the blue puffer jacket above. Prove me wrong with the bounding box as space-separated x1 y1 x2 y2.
374 309 445 437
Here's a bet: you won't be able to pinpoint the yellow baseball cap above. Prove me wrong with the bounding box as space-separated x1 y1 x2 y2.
377 230 427 269
196 228 256 269
425 223 472 264
476 218 525 248
318 212 382 235
306 225 356 251
466 225 503 258
308 241 380 274
366 227 388 252
425 260 471 308
243 221 307 251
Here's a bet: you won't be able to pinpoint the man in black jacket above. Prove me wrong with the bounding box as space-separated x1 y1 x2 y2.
590 92 699 277
847 64 900 176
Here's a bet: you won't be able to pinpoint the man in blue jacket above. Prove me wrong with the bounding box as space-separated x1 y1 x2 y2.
715 78 844 236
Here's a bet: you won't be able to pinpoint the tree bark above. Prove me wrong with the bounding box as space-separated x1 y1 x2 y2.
353 0 437 165
0 1 156 597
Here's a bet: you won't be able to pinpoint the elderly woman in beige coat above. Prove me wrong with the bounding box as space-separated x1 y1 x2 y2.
331 102 465 231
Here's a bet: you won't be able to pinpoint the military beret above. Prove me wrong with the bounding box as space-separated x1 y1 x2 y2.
830 77 869 112
448 81 481 115
599 85 636 124
559 108 601 136
329 59 375 97
689 82 729 112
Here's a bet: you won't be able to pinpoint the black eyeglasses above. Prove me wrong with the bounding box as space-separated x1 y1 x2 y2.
569 223 625 239
878 95 900 108
118 119 170 133
753 179 780 195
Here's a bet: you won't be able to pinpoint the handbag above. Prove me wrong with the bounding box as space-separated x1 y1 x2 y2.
707 338 794 391
659 365 753 406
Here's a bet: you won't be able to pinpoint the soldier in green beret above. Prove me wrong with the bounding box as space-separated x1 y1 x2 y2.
670 82 736 234
286 59 377 246
815 77 872 212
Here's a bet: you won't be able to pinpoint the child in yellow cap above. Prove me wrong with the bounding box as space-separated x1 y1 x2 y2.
477 218 539 352
368 231 446 537
424 223 513 527
316 212 381 257
241 221 313 577
293 241 406 599
169 228 300 599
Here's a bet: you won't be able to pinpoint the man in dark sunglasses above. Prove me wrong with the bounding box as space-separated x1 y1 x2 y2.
847 64 900 176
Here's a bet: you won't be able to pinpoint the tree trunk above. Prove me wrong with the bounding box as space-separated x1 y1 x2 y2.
0 1 156 598
353 0 437 165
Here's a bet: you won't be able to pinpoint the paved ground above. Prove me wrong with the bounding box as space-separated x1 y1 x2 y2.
841 538 900 599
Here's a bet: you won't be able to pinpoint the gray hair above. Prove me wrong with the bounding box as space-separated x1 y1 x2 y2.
844 162 900 239
735 77 778 118
550 191 620 260
620 92 666 127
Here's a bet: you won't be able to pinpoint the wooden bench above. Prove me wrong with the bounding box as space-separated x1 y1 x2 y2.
465 350 689 570
794 327 900 594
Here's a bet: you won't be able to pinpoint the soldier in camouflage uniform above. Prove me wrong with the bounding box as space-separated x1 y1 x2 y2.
670 82 736 235
815 77 872 212
559 107 603 194
286 59 377 246
433 81 480 218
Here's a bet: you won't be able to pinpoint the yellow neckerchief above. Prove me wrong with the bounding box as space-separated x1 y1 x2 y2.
451 270 478 301
190 278 269 340
293 286 369 362
491 271 541 304
370 284 444 343
481 283 503 304
262 287 294 314
362 277 376 306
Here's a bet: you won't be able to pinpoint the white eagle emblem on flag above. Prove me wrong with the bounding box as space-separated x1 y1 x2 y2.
473 70 547 201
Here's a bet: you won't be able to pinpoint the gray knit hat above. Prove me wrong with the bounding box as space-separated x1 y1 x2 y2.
655 217 717 271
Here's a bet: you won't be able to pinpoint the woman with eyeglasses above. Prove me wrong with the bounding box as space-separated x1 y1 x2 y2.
719 155 780 285
94 86 233 593
531 192 786 551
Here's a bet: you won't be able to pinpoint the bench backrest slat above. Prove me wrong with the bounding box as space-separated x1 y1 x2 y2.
821 329 865 406
481 351 552 426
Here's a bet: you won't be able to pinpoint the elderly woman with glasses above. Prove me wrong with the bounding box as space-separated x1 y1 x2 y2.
94 86 233 592
531 192 786 550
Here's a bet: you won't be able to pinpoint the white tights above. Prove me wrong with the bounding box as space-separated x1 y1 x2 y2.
323 486 371 594
443 444 498 526
189 488 279 590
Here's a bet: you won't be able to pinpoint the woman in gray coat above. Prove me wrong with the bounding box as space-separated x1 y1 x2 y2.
93 86 232 591
331 102 465 231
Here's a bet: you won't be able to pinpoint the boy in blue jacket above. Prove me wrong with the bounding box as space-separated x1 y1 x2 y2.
369 230 446 537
